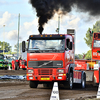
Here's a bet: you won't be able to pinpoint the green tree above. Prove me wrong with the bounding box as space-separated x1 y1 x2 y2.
84 20 100 48
14 44 18 53
75 53 86 59
84 50 91 60
84 28 93 48
0 41 11 53
84 20 100 60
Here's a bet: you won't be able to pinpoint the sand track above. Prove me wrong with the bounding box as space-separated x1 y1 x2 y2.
0 70 98 100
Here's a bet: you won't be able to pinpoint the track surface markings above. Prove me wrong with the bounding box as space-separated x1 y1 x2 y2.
50 82 59 100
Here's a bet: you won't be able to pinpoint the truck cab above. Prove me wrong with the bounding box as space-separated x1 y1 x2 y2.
22 29 85 89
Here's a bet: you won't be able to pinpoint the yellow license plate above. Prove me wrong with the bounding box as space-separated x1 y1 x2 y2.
41 78 50 80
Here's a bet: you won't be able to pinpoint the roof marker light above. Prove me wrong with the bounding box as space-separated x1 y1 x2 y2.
41 35 43 37
31 35 33 37
50 35 52 37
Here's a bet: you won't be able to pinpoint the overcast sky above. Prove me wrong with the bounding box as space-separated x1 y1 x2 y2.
0 0 100 54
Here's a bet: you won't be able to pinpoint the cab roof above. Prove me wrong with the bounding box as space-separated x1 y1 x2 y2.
29 34 66 39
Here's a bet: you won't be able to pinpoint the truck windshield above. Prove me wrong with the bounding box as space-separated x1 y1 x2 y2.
93 40 100 47
28 39 65 52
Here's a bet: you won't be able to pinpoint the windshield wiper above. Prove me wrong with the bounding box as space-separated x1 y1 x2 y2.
29 48 41 53
45 47 57 50
33 48 40 50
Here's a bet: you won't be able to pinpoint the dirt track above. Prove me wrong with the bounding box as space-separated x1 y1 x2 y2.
0 70 99 100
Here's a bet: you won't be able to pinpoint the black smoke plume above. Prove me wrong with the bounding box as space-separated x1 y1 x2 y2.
29 0 100 34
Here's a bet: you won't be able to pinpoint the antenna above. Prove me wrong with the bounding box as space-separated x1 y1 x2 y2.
58 15 60 34
56 15 60 34
17 13 20 58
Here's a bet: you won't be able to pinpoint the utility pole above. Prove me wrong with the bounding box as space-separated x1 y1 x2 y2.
3 25 5 55
56 15 60 34
17 13 20 58
58 15 60 34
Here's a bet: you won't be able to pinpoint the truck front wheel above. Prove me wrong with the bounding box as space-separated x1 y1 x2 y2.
68 72 73 89
29 81 38 88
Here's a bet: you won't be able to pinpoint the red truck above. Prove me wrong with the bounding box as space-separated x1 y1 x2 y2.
22 29 86 89
74 32 100 86
75 59 99 86
92 32 100 84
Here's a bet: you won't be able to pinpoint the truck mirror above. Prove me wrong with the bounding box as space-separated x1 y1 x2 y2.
68 42 72 50
22 41 26 52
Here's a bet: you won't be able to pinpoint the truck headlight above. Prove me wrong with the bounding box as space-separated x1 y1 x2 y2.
29 77 33 79
28 69 33 73
58 69 64 73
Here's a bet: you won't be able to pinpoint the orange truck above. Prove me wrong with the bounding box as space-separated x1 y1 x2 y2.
22 29 86 89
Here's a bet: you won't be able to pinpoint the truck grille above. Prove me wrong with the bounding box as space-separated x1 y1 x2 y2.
38 69 52 75
28 61 63 68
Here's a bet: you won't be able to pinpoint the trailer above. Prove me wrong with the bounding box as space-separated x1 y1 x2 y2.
75 59 99 86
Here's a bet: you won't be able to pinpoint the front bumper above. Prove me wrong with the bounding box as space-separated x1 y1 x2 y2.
27 74 66 81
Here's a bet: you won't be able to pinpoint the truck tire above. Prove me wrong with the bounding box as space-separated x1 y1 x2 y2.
68 72 73 89
81 73 86 88
29 81 38 88
15 61 19 70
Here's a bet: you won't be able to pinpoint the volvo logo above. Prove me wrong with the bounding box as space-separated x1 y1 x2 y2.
38 61 52 67
43 61 52 66
43 63 47 65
